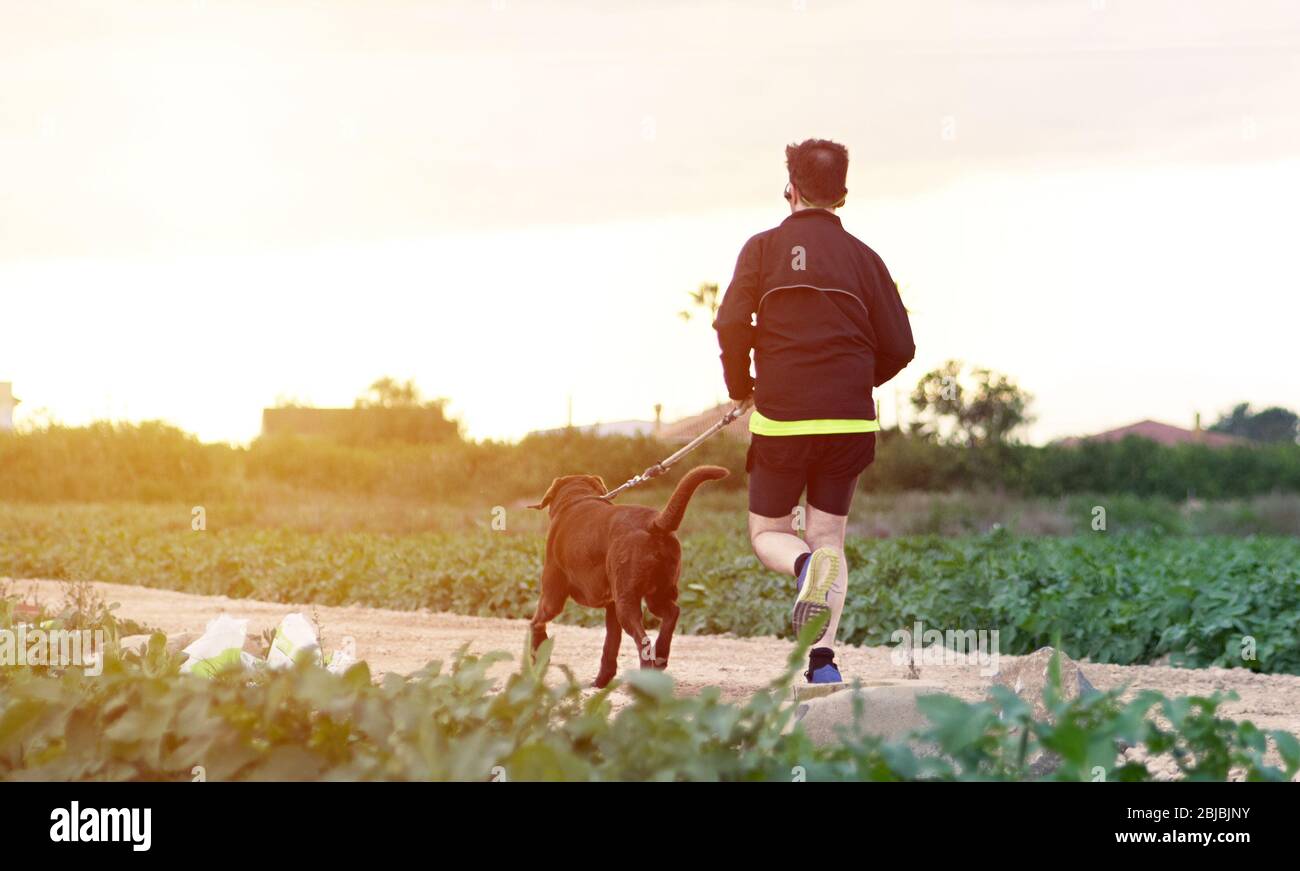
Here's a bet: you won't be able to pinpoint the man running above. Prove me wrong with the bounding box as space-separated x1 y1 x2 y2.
713 138 915 683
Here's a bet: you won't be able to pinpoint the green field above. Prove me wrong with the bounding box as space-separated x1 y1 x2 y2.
4 498 1297 675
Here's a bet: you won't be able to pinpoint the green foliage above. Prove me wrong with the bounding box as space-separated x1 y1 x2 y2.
858 433 1300 499
353 376 426 409
909 360 1034 447
1210 402 1300 445
678 282 720 322
3 504 1298 674
1012 436 1300 499
685 530 1300 674
1 619 1294 781
4 418 1300 505
0 421 242 503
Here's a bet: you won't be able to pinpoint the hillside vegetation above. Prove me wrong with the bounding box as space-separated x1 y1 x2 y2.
3 421 1300 504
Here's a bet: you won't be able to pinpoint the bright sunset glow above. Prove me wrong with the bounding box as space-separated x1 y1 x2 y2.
3 1 1297 443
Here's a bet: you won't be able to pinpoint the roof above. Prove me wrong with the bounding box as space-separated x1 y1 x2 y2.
1058 419 1246 448
530 419 657 438
656 402 753 444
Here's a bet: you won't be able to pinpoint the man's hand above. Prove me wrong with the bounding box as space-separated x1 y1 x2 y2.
722 393 753 426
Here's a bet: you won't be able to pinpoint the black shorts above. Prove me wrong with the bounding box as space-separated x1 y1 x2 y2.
746 431 875 518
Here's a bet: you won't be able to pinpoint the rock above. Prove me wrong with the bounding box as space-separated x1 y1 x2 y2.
989 647 1103 777
793 682 852 702
1079 670 1097 694
788 681 943 747
989 646 1098 723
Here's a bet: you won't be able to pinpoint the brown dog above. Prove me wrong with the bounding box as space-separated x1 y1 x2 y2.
527 465 728 688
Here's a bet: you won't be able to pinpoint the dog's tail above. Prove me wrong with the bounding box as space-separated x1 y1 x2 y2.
653 465 729 532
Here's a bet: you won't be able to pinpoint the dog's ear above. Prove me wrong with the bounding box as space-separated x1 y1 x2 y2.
587 475 607 494
527 478 562 510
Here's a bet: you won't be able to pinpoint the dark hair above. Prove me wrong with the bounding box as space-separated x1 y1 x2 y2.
785 138 848 207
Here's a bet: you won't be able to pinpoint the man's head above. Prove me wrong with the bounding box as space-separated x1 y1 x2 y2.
784 138 848 212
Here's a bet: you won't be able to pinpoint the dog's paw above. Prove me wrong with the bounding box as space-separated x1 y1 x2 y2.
653 657 669 670
591 672 615 689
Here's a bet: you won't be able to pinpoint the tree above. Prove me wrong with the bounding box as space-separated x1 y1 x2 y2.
909 360 1033 447
678 282 721 322
355 377 423 409
352 377 461 443
1209 403 1300 444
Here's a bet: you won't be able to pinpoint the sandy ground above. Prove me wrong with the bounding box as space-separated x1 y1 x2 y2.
12 578 1300 737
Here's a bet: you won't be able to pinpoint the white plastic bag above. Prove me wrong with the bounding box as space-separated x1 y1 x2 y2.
180 615 249 678
267 612 322 669
326 646 357 675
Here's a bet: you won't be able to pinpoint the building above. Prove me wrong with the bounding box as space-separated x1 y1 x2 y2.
1057 417 1246 448
527 401 750 442
528 419 658 438
261 405 459 444
0 382 19 431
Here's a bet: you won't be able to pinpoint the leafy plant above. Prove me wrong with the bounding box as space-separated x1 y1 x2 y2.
1 622 1295 782
4 504 1299 673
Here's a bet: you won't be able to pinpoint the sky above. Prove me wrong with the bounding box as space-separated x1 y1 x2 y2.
1 0 1297 444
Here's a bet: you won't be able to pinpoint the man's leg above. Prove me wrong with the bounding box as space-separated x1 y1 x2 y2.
804 505 849 645
748 510 808 576
746 437 810 575
801 433 873 648
747 434 845 681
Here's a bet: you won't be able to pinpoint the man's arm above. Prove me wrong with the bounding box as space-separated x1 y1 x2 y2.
870 255 915 387
712 235 762 400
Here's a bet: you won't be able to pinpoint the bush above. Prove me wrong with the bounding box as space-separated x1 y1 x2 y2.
0 422 241 503
4 422 1300 505
1 623 1295 782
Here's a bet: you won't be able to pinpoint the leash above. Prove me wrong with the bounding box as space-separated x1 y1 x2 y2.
599 398 753 501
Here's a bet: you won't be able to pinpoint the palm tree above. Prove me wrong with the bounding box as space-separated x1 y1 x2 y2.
678 282 720 322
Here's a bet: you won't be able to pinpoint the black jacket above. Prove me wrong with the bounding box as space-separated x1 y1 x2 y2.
712 209 915 421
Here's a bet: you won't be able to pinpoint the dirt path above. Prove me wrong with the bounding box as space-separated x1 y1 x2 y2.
13 578 1300 736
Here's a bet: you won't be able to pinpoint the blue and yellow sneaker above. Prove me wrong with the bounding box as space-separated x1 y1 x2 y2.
792 546 839 644
805 646 842 683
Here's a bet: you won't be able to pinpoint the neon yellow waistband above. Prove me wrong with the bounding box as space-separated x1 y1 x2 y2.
748 410 881 436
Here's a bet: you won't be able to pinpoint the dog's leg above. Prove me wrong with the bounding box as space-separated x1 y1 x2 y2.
614 595 655 669
593 605 621 688
530 562 568 651
646 593 680 670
